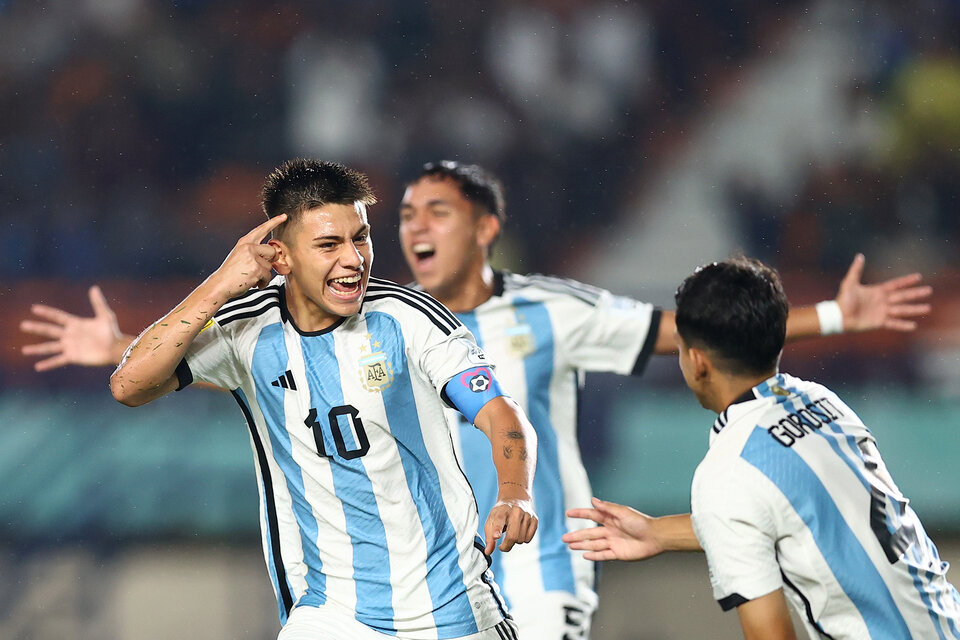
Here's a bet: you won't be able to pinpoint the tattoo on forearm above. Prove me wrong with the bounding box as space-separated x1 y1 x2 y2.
506 429 523 440
502 445 528 461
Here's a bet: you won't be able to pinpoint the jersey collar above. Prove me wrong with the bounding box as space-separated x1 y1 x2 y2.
711 373 788 436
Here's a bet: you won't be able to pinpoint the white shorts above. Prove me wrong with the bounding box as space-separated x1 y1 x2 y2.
277 604 520 640
510 591 594 640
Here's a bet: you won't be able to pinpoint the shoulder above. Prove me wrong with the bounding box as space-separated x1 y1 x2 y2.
213 280 283 329
363 277 462 335
502 271 606 307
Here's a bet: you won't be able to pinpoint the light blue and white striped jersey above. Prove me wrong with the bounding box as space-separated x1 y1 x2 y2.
691 373 960 639
445 271 660 613
178 276 510 639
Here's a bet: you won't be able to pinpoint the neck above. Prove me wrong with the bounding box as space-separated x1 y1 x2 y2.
284 279 342 332
431 262 496 313
704 370 777 414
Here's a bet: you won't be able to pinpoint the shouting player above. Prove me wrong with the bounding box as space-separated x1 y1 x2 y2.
109 159 536 639
564 257 960 639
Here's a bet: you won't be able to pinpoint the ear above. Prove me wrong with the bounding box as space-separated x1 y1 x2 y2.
688 346 712 382
475 214 501 252
269 238 292 275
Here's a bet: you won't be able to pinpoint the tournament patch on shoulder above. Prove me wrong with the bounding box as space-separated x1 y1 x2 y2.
460 338 489 364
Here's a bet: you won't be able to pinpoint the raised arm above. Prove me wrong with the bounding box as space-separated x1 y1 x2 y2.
652 254 932 354
110 215 285 406
21 285 134 371
472 396 539 555
564 498 700 561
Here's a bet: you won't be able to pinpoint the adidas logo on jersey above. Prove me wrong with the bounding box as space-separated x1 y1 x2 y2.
271 370 297 390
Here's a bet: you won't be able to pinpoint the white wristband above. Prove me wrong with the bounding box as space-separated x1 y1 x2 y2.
815 300 844 336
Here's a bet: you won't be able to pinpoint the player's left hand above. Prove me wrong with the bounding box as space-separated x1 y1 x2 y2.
835 253 932 332
484 498 537 554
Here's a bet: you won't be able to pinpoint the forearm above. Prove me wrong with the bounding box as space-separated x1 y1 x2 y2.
652 514 702 552
653 310 679 355
110 278 228 405
784 305 822 342
475 398 536 500
110 334 136 366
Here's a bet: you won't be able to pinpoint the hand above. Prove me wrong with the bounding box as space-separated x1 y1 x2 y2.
484 497 537 554
20 285 125 371
208 215 287 300
836 254 932 332
563 497 665 562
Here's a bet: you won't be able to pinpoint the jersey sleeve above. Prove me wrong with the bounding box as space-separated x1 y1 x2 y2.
691 461 783 610
177 317 246 391
553 287 661 376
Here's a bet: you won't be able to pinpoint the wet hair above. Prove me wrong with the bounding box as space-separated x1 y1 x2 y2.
261 158 376 238
674 256 788 376
413 160 506 226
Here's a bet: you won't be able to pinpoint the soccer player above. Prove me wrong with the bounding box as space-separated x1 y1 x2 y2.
563 257 960 640
108 159 537 640
22 162 932 639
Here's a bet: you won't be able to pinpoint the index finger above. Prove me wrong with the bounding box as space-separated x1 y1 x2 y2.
243 214 288 244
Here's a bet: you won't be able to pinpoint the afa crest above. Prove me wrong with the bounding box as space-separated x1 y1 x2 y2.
505 323 535 359
360 351 394 392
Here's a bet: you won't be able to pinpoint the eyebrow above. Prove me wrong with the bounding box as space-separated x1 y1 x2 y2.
399 199 451 209
311 224 370 243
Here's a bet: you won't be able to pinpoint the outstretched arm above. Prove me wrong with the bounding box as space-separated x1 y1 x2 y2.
472 396 538 555
563 497 700 561
652 254 932 354
110 214 285 406
21 286 134 371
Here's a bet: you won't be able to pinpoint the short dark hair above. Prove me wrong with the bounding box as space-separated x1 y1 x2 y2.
261 159 376 238
413 160 506 226
674 257 788 376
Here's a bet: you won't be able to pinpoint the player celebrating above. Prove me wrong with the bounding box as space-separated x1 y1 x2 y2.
108 159 536 640
22 161 933 640
564 257 960 640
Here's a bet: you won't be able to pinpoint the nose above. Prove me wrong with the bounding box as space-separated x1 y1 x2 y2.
340 242 364 269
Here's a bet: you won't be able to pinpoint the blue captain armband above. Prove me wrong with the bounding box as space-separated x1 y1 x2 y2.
442 366 507 424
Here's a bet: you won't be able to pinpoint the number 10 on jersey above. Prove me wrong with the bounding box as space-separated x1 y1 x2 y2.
304 405 370 460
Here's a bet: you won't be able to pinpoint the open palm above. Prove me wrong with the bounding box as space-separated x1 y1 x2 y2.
20 285 124 371
836 254 932 332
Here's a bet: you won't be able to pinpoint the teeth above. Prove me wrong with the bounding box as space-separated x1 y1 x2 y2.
332 274 361 284
412 243 435 255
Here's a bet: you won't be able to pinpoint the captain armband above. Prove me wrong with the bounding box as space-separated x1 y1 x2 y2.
442 366 508 424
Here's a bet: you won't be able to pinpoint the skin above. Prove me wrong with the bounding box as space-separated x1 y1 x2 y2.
107 201 537 552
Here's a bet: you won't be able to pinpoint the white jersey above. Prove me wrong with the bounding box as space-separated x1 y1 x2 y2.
691 373 960 640
446 271 659 614
178 276 509 639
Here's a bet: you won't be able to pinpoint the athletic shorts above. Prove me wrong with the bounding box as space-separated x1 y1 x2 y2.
510 591 594 640
277 605 520 640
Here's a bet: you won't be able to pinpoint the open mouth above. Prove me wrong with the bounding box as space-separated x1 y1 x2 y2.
328 273 363 299
412 242 436 264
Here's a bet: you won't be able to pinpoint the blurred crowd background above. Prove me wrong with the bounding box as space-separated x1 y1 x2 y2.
2 1 960 638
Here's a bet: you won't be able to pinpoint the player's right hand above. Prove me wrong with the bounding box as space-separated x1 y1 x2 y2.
20 285 125 371
563 497 665 562
208 214 287 300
